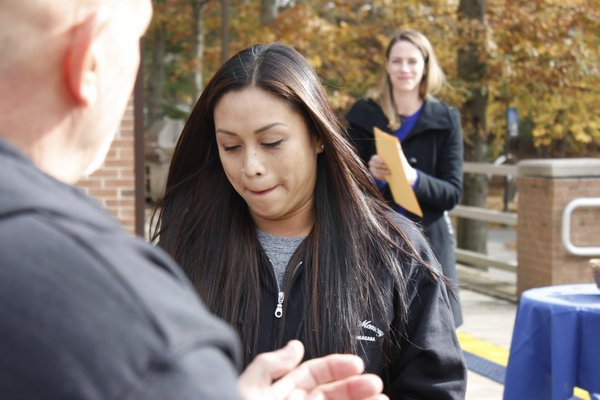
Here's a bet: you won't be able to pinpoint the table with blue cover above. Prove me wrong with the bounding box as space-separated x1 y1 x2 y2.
504 284 600 400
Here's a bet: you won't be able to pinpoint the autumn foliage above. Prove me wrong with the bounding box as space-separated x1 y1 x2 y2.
145 0 600 158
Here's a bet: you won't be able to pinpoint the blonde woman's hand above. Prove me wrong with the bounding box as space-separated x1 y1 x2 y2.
368 155 390 181
397 146 417 185
370 147 417 186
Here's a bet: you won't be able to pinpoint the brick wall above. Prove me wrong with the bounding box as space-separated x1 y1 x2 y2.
77 97 137 235
517 159 600 295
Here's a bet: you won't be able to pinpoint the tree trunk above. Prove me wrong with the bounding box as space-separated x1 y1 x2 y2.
221 0 229 63
260 0 278 25
190 0 207 104
146 22 166 129
456 0 489 254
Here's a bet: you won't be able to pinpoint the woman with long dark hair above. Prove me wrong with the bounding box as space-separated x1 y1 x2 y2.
152 43 466 399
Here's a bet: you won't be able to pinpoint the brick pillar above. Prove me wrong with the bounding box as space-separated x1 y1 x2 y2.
516 158 600 295
77 97 136 235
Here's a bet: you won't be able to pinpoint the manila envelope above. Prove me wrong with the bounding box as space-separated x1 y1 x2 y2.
373 127 423 217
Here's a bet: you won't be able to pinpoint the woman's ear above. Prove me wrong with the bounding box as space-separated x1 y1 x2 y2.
63 8 110 106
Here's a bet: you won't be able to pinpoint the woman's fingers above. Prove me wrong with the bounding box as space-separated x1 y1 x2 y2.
369 155 389 180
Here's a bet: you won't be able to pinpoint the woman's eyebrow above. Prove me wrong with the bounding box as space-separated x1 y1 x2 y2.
254 122 287 134
215 128 236 136
215 122 288 136
215 122 287 136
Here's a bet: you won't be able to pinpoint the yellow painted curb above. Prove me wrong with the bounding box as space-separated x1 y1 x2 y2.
457 331 509 366
456 331 591 400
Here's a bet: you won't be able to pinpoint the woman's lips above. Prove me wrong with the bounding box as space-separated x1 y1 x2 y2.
248 186 276 196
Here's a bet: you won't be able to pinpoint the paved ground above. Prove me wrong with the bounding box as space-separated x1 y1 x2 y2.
456 227 518 399
458 286 516 400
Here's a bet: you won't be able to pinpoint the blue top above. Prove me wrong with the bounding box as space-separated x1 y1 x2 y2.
395 105 423 142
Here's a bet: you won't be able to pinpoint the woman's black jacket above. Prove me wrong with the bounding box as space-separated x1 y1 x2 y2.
251 215 467 399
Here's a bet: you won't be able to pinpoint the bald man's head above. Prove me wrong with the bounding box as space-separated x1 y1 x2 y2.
0 0 152 183
1 1 90 71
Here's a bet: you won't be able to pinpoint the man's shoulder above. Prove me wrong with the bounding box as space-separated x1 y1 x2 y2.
0 203 233 343
0 148 242 399
0 141 120 232
0 209 241 399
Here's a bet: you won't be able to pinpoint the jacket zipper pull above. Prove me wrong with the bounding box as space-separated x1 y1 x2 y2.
275 291 284 318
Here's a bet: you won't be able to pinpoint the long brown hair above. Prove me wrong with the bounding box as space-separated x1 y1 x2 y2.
152 43 438 366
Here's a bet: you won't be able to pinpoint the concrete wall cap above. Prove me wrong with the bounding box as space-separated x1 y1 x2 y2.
518 158 600 178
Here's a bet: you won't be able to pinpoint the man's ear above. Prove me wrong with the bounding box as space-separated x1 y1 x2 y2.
64 8 110 106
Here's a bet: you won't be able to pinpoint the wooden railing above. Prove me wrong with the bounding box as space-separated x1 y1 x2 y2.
450 162 518 273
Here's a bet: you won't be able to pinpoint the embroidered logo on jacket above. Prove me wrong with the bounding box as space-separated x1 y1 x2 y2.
356 320 384 342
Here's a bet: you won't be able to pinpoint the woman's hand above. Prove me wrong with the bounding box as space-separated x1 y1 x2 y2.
368 155 390 181
369 147 417 186
397 145 417 185
238 340 388 400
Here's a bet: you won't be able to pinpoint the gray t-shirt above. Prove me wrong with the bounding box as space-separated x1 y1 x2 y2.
257 230 304 289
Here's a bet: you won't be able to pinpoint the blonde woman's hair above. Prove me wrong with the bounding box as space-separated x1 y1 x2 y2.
368 29 446 130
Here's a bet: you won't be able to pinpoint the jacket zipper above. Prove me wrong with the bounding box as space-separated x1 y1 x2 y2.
272 260 303 319
275 292 284 318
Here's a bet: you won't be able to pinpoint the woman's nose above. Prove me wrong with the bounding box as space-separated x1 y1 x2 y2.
242 151 266 177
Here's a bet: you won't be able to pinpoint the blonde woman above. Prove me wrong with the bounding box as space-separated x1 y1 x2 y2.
346 30 464 327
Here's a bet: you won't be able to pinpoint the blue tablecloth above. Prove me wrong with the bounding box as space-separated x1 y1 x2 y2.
504 284 600 400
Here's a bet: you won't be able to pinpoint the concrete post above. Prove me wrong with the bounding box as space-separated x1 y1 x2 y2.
516 158 600 296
